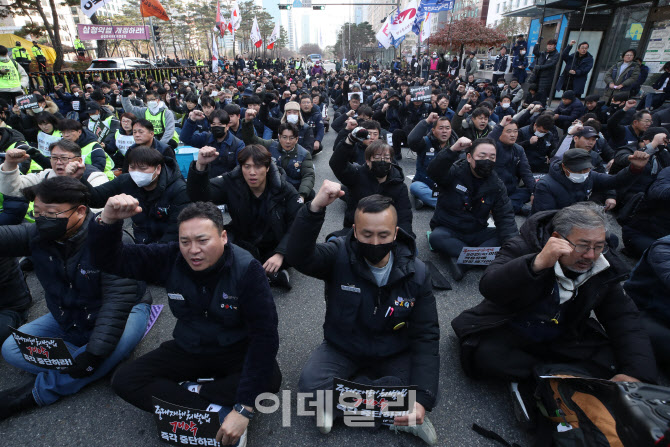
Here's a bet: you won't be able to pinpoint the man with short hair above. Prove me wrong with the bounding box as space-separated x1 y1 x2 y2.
0 45 28 104
553 90 585 131
0 177 150 420
286 185 439 445
123 119 176 171
452 202 657 386
121 88 178 149
453 103 493 140
606 99 650 148
299 94 324 154
408 113 458 209
518 114 556 173
556 40 594 98
88 199 281 447
59 119 114 179
531 38 560 102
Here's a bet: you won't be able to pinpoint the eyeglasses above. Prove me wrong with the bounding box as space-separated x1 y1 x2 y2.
279 135 297 141
50 155 77 163
558 234 609 255
33 205 78 219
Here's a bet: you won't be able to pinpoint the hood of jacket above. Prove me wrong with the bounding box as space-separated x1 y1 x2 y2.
77 128 100 147
0 127 27 151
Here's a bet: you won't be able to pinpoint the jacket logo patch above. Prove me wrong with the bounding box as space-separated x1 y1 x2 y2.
168 293 185 301
221 292 238 301
341 284 361 293
394 297 415 308
455 184 468 193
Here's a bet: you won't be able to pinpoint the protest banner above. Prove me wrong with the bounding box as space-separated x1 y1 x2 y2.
333 378 416 427
153 397 221 446
11 328 74 370
456 247 501 265
409 85 431 102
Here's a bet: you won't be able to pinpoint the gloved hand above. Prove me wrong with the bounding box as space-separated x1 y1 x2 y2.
348 127 369 144
122 89 132 97
61 351 104 378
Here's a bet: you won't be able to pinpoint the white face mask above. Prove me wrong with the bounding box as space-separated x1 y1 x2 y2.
286 114 299 124
567 171 590 183
33 107 44 113
501 103 510 109
90 113 99 121
148 100 161 113
183 82 189 86
129 167 157 188
520 51 526 55
498 84 504 88
534 130 547 138
0 56 8 62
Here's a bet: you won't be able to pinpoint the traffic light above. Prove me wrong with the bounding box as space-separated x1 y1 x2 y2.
278 4 292 9
153 26 160 41
313 5 325 10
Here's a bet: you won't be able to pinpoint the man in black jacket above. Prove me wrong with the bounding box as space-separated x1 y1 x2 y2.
89 199 281 447
452 203 657 386
187 144 301 288
286 186 439 445
329 130 414 238
531 38 560 103
427 138 518 281
0 177 150 420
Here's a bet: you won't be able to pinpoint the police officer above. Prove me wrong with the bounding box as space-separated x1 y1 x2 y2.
31 44 47 72
285 185 440 445
74 38 86 58
11 42 30 74
0 45 28 104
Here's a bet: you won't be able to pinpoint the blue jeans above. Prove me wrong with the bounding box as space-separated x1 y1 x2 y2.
1 303 150 406
428 226 500 258
645 92 666 110
410 181 437 208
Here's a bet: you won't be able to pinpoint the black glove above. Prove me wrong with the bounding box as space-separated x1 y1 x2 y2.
61 351 104 378
122 89 132 97
349 127 369 144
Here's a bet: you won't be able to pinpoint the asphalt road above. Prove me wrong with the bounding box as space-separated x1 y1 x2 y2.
2 108 655 447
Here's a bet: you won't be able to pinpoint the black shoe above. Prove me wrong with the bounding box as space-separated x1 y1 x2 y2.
19 257 34 272
517 204 531 216
0 381 38 420
312 147 322 156
445 257 464 282
414 198 424 210
270 269 291 289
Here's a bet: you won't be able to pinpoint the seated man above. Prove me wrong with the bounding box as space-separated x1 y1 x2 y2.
330 130 414 238
0 139 108 198
427 138 518 281
89 199 281 447
286 186 439 445
59 119 114 180
624 235 670 373
0 177 150 419
69 146 189 244
552 90 584 132
452 202 657 386
180 109 245 178
240 110 315 202
489 116 536 214
452 104 493 140
517 114 556 173
124 119 176 170
532 148 650 214
407 113 458 209
187 145 301 288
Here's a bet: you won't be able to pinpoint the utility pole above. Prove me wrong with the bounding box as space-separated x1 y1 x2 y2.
149 16 159 59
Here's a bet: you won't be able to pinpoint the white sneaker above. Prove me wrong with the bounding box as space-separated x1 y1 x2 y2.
390 417 438 445
317 406 333 434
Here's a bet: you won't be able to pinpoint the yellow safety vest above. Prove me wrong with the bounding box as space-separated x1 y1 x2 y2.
82 141 114 180
12 46 29 60
0 59 21 89
32 47 44 58
74 39 85 50
145 109 179 143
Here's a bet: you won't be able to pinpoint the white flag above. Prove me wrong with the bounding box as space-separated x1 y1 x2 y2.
80 0 113 18
251 17 262 48
376 14 393 49
389 1 418 40
212 33 219 73
229 1 242 37
421 12 433 42
267 22 280 49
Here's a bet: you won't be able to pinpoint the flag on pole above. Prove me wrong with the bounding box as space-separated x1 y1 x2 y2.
419 0 454 13
228 1 241 36
376 15 393 49
267 22 280 49
251 17 263 48
420 13 433 42
212 33 219 73
412 2 426 36
140 0 170 21
81 0 113 18
216 0 227 37
389 0 418 40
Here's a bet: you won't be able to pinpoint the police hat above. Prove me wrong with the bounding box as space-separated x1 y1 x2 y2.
562 149 593 171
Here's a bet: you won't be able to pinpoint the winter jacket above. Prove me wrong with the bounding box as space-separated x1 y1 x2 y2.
531 159 641 213
0 195 31 315
123 137 176 173
603 61 641 101
489 124 536 195
611 143 670 200
452 112 492 141
329 138 414 237
0 213 149 355
285 205 439 410
531 48 560 93
300 105 325 143
624 166 670 241
186 161 301 257
0 163 108 198
427 147 518 241
408 119 458 189
240 120 315 198
88 219 278 408
121 96 176 146
518 124 556 173
625 235 670 322
85 157 189 244
180 118 245 178
501 85 524 106
553 99 586 127
556 46 594 96
451 209 658 384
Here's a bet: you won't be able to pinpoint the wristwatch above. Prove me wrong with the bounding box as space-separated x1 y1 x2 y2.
234 403 254 420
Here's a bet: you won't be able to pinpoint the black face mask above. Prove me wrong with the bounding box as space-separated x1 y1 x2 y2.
473 159 495 178
355 238 395 265
211 126 227 139
389 100 399 107
35 216 71 241
370 161 391 178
